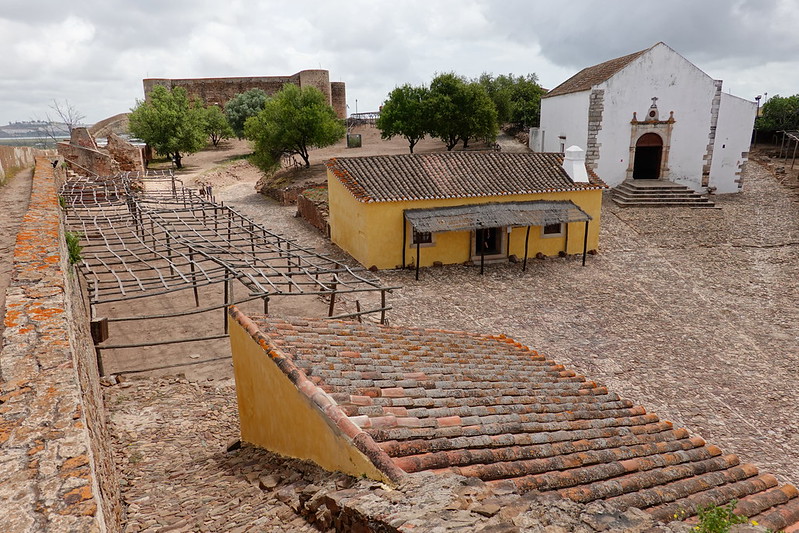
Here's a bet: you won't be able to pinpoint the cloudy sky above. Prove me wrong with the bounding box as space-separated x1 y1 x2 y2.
2 0 798 126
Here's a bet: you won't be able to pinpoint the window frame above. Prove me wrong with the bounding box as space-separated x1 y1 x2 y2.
541 222 565 238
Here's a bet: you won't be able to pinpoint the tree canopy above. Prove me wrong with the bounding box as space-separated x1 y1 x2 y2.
755 94 799 133
202 105 234 147
244 84 346 169
375 84 430 153
427 73 497 150
225 89 269 139
128 85 207 168
476 73 545 129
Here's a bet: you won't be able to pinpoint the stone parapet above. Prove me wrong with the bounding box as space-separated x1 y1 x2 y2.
0 145 39 185
0 158 122 532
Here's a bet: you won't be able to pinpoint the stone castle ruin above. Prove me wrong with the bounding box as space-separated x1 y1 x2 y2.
143 69 347 119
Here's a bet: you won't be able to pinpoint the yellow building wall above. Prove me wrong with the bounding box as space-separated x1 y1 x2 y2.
228 317 392 482
328 169 603 269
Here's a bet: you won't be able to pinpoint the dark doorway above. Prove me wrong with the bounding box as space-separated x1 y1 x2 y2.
476 227 502 255
633 133 663 179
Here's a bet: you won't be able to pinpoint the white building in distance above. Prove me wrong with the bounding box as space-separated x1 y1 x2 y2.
535 42 756 194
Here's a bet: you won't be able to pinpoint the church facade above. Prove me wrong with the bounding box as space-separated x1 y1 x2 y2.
535 42 756 193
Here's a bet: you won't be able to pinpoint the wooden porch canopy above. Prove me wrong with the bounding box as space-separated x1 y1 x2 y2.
402 200 593 278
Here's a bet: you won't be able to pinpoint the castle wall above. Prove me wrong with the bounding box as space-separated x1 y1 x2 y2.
143 70 347 118
0 158 123 532
0 145 39 186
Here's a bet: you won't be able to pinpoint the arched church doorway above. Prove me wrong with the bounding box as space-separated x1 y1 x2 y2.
633 133 663 179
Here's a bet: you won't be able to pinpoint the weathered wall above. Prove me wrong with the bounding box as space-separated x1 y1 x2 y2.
228 308 399 484
540 91 590 154
106 133 145 173
143 70 347 118
0 145 38 185
57 141 119 176
0 157 122 532
710 93 757 193
296 187 329 235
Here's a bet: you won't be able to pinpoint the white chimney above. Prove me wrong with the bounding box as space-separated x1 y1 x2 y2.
562 145 589 183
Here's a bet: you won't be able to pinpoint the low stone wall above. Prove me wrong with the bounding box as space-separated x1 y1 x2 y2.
0 157 122 531
296 186 329 235
0 145 38 185
106 133 144 172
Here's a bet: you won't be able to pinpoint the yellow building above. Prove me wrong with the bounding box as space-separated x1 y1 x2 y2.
326 147 606 274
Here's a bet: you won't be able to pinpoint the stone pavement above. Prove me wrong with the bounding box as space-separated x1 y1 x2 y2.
106 377 321 532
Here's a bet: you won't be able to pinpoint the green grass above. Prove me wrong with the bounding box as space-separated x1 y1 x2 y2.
65 231 83 265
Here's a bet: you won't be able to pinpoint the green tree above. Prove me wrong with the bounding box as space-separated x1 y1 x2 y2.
225 89 268 139
244 84 346 169
376 84 430 153
128 85 206 168
202 105 234 147
428 73 497 150
477 73 545 129
755 94 799 133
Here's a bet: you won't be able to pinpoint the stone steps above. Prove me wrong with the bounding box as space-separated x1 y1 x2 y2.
612 180 716 208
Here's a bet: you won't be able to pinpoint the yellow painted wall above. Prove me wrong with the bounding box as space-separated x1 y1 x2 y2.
228 317 391 482
328 169 603 269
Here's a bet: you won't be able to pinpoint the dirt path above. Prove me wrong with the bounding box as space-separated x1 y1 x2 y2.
0 168 33 343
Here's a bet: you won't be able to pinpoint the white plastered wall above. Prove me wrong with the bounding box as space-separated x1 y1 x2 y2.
710 93 757 193
539 91 589 153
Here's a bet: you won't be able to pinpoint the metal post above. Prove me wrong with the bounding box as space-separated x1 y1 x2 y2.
263 296 269 315
166 233 173 275
582 220 589 267
522 226 531 272
189 250 199 307
327 278 338 317
223 278 232 333
380 289 386 325
287 241 292 292
792 138 799 169
779 131 787 159
415 241 420 281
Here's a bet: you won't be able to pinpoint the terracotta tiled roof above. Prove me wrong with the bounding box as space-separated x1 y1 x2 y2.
326 152 606 203
241 313 799 531
544 45 653 98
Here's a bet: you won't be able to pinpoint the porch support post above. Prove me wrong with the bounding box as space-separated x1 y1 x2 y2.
582 220 589 267
415 241 420 281
522 226 531 272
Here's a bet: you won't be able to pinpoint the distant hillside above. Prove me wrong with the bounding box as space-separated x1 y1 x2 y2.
0 121 73 138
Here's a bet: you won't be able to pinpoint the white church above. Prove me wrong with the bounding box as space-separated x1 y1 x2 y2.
534 42 757 194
